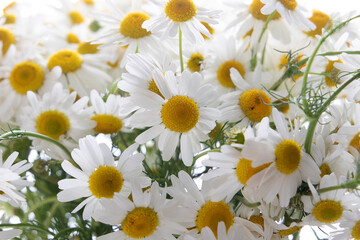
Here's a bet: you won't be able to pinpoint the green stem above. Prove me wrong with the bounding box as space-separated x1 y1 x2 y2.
318 179 359 194
44 201 60 228
179 25 184 72
22 196 58 222
104 79 120 101
258 11 275 43
53 227 85 239
304 118 317 154
234 195 261 208
192 148 220 163
0 130 74 164
0 223 55 236
317 50 360 57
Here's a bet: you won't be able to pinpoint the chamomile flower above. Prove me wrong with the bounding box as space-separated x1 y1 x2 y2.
129 69 220 166
89 90 129 135
302 173 360 227
0 46 59 123
241 108 321 207
17 83 95 160
331 210 360 240
95 182 186 240
260 0 315 31
57 136 151 220
47 48 112 97
0 151 33 206
218 66 274 126
142 0 221 44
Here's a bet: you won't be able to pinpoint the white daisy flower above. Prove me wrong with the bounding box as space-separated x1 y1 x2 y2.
89 90 129 135
129 69 220 166
260 0 315 31
95 182 186 240
241 108 321 207
331 210 360 240
302 173 360 227
57 135 151 220
47 47 112 97
17 83 95 160
0 45 60 123
142 0 221 44
0 151 33 206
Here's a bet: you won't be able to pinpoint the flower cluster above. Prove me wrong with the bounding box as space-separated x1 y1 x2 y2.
1 0 360 239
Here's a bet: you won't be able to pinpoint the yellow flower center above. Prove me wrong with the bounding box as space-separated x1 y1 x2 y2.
324 59 342 87
277 226 302 236
236 158 271 185
248 215 264 229
275 139 301 175
36 110 70 140
200 21 214 39
9 61 44 95
351 220 360 239
165 0 197 22
217 60 245 88
148 79 164 98
91 114 123 134
88 166 124 199
239 89 272 122
304 10 331 38
249 0 281 21
350 132 360 152
312 200 343 223
77 42 101 54
81 0 94 5
320 163 332 177
120 12 151 39
278 0 297 11
67 32 80 44
0 27 15 55
196 201 234 236
122 207 159 239
4 13 16 24
69 10 85 24
274 98 290 114
161 95 199 133
48 49 83 74
187 53 204 72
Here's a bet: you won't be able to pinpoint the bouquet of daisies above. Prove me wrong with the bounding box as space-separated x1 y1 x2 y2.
0 0 360 239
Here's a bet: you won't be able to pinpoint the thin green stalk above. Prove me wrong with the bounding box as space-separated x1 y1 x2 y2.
22 196 58 222
318 179 359 194
258 11 276 43
193 148 220 162
53 227 86 239
179 25 184 72
234 195 261 208
0 223 55 236
0 130 74 164
44 201 60 228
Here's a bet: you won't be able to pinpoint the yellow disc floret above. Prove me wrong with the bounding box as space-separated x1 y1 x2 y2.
239 89 272 122
48 49 83 74
77 42 101 54
304 10 331 38
351 220 360 239
67 32 80 44
81 0 94 5
312 200 343 223
165 0 197 22
187 52 204 72
196 201 234 236
217 60 245 88
69 10 85 24
249 0 281 21
320 163 332 177
236 158 271 185
350 132 360 152
36 110 70 140
324 60 342 87
4 13 16 24
275 139 301 175
248 215 265 229
278 0 297 11
10 61 45 95
122 207 159 239
120 12 151 39
88 166 124 199
91 114 123 134
0 27 15 55
161 95 199 133
148 79 164 98
277 226 302 236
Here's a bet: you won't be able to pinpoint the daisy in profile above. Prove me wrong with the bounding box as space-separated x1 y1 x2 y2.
129 69 220 166
142 0 221 43
47 47 112 97
260 0 315 31
241 108 321 207
17 83 95 160
0 46 59 123
0 151 33 206
95 182 186 239
57 136 151 220
302 173 360 226
89 90 129 135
